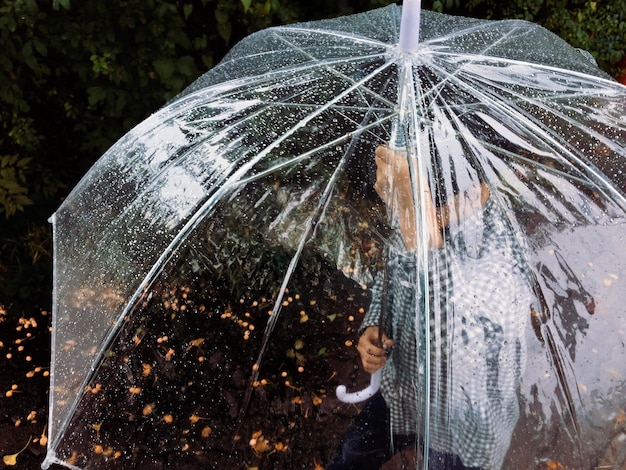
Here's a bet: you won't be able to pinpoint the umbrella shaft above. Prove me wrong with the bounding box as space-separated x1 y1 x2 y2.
399 0 421 51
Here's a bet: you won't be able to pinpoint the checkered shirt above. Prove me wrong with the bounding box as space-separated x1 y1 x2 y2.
361 198 533 470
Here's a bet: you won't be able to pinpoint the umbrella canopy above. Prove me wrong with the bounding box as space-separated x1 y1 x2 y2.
45 4 626 469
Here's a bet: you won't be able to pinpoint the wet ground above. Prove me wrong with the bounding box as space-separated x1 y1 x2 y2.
0 307 51 469
0 268 376 470
0 292 409 470
45 265 380 470
1 277 625 469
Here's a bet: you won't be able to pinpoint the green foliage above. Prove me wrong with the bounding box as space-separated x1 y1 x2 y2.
541 0 626 78
0 155 32 217
424 0 625 77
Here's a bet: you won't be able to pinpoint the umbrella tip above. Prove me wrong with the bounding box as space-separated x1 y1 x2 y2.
398 0 421 51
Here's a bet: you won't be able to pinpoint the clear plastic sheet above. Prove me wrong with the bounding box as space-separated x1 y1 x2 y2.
45 5 626 469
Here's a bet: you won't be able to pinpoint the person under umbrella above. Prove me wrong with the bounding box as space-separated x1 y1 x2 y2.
43 3 626 468
328 144 535 469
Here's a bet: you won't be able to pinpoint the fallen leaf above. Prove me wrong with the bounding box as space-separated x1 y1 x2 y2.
249 431 270 455
3 437 32 465
615 409 626 429
39 425 48 446
545 460 566 470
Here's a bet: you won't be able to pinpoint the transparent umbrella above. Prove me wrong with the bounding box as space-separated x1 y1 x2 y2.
44 2 626 469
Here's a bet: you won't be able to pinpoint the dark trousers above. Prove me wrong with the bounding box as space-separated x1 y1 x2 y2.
327 392 482 470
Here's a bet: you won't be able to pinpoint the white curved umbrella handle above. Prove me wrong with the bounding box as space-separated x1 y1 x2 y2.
336 369 381 403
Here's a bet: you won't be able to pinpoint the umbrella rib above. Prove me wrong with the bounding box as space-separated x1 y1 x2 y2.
399 27 533 107
435 99 619 223
427 62 626 208
425 21 613 85
106 58 397 369
207 52 393 100
425 20 526 47
431 85 616 461
103 97 369 235
541 325 586 451
212 57 394 183
271 24 391 49
234 115 394 187
95 54 397 250
213 27 390 87
431 97 595 456
449 56 621 107
415 19 617 109
265 28 398 109
179 91 390 123
256 33 400 147
247 102 390 113
239 103 382 432
429 49 618 88
479 141 602 189
178 61 398 137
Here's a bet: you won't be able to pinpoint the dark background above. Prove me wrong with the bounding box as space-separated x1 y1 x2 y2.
1 0 625 467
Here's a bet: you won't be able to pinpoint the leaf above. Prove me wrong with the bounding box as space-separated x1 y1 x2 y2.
21 41 39 71
153 58 175 81
216 20 232 44
52 0 71 10
214 9 229 24
2 437 32 465
87 86 106 107
241 0 252 13
176 55 197 79
2 454 17 466
39 426 48 447
183 4 193 19
214 7 232 43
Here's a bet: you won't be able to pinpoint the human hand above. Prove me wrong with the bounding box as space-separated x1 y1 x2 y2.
357 326 394 374
373 145 412 211
374 145 442 249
